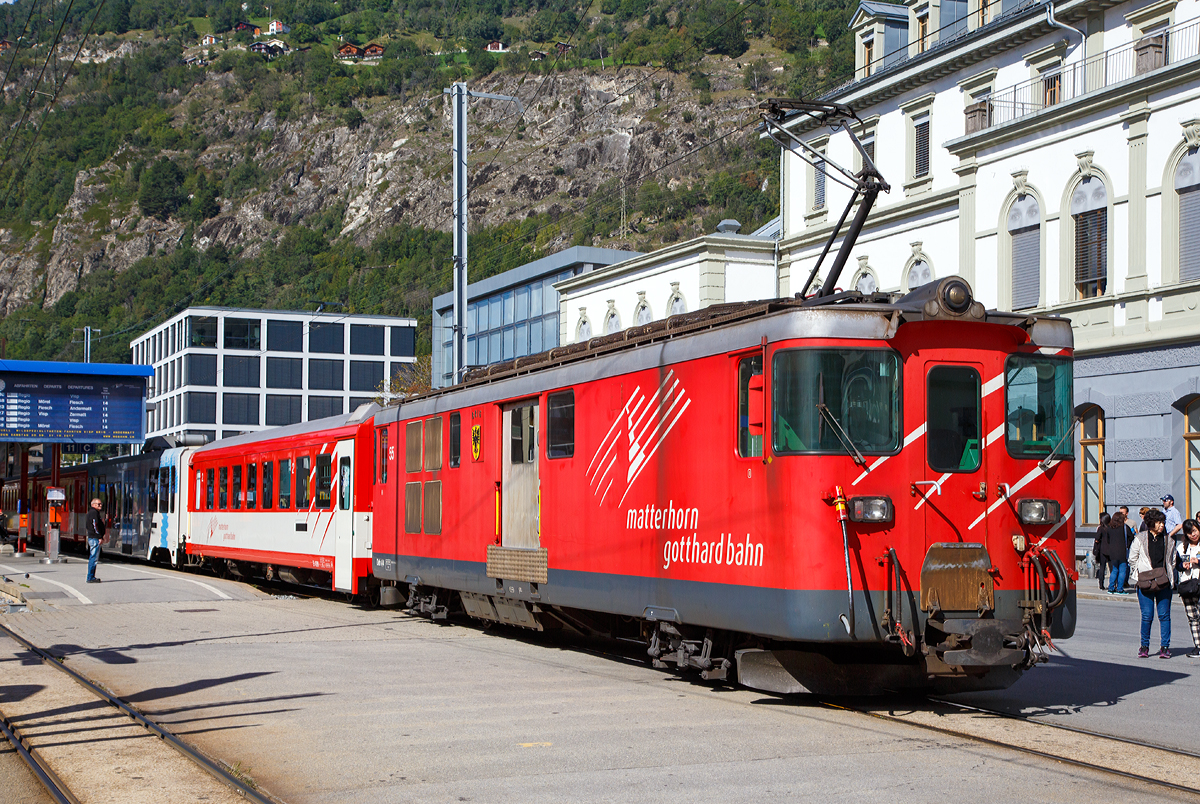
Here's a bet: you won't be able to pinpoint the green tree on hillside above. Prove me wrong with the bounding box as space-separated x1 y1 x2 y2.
138 159 186 221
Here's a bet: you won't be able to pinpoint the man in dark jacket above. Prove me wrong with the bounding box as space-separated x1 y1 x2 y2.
85 498 104 583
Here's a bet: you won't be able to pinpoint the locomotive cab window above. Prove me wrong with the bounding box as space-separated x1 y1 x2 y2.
547 391 575 459
773 349 900 455
927 366 982 473
380 430 389 483
1005 355 1073 460
738 355 764 458
449 414 461 468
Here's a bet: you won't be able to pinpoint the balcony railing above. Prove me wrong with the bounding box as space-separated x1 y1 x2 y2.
971 17 1200 132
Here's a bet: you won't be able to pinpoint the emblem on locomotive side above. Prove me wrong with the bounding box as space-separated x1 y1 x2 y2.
471 424 482 461
586 369 691 507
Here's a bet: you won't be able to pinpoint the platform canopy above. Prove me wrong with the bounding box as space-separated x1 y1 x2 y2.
0 360 154 444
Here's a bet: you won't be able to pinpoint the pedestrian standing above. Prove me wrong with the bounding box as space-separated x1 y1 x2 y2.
1093 512 1111 590
1164 494 1184 547
1139 506 1151 533
85 498 104 584
1129 508 1172 658
1104 511 1131 595
1176 519 1200 659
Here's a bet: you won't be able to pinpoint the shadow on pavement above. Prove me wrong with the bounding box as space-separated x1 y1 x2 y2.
942 654 1188 715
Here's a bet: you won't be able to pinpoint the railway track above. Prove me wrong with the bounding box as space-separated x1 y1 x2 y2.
0 622 279 804
825 696 1200 796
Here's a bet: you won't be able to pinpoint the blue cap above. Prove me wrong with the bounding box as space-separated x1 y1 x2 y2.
1162 494 1175 502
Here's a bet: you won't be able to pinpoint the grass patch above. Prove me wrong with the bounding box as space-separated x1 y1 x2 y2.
187 16 213 34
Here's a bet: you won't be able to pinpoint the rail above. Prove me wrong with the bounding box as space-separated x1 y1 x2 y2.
980 17 1200 129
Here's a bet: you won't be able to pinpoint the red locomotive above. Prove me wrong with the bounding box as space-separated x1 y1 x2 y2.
371 276 1077 694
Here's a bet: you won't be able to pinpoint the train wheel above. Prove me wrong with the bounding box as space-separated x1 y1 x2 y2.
357 582 382 610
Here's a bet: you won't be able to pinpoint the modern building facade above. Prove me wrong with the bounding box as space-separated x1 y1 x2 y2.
131 307 417 442
772 0 1200 531
431 246 640 387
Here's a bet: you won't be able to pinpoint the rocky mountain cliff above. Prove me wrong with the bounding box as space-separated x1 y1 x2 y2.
0 44 774 318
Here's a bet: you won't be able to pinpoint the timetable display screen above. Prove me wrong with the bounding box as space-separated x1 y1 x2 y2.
0 372 146 443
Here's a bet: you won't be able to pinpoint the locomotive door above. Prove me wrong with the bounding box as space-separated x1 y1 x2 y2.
502 401 540 548
919 361 989 544
333 439 355 591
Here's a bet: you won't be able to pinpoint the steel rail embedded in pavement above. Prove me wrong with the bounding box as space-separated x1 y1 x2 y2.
0 709 80 804
0 621 279 804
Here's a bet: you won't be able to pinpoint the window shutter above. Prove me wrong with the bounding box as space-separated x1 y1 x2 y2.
1074 209 1108 297
1181 186 1200 282
914 117 930 178
1011 226 1040 310
814 158 826 209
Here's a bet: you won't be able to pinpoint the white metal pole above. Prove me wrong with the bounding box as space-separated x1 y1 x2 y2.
451 82 468 385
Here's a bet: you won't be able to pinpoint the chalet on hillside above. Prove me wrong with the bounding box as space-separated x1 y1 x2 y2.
363 43 385 60
249 41 286 59
200 33 219 47
267 20 291 35
485 40 507 52
265 39 290 53
555 41 573 55
337 42 364 59
234 21 261 36
529 50 547 61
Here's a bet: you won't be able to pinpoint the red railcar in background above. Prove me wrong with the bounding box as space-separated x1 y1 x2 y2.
371 278 1077 694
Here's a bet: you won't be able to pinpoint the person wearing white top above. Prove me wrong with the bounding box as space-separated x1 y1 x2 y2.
1176 519 1200 659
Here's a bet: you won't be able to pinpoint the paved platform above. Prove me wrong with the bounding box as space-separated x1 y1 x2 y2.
1 584 1195 803
0 550 269 611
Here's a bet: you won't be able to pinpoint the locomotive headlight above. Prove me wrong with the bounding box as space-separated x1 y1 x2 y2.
1018 498 1061 525
849 496 894 523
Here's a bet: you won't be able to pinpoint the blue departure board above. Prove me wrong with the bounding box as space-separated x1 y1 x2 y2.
0 372 146 443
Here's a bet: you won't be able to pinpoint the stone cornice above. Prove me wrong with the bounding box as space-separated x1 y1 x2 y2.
944 55 1200 155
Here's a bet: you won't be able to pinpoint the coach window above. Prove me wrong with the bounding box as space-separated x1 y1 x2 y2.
246 463 258 509
315 455 333 510
296 455 311 509
737 356 764 458
425 417 443 471
380 430 389 483
279 459 292 509
927 366 982 473
170 467 177 513
405 482 422 533
340 458 352 510
262 461 273 510
219 467 228 509
405 421 423 472
547 391 575 459
511 404 536 464
449 414 461 468
206 468 214 510
148 471 158 514
232 465 243 510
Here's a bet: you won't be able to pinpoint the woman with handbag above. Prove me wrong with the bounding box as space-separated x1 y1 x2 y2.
1128 509 1172 658
1176 519 1200 659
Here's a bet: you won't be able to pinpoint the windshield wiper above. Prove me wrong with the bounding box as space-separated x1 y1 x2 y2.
1039 416 1080 470
817 403 867 466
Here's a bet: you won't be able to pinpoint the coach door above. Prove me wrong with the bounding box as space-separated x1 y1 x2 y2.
333 439 355 591
920 361 989 546
502 401 539 548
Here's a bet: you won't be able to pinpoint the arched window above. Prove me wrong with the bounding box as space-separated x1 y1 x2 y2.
906 260 933 290
633 292 652 325
1007 194 1041 310
1177 148 1200 282
854 270 877 295
667 282 687 315
1187 399 1200 517
1079 405 1105 526
604 301 621 335
1071 177 1108 298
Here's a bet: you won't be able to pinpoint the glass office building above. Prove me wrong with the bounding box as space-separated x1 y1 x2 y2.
432 246 640 388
